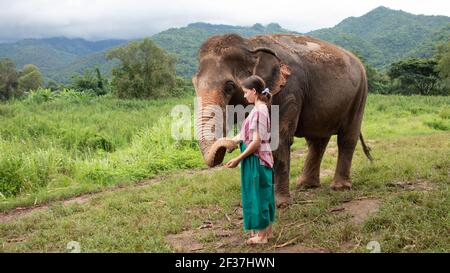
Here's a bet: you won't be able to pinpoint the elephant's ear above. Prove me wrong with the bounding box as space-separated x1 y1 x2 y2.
250 48 291 96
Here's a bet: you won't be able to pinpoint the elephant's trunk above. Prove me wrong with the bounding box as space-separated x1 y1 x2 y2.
197 116 220 167
196 99 236 167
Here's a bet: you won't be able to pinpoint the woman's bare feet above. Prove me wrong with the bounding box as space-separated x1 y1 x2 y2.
246 233 268 244
266 225 273 239
246 226 273 245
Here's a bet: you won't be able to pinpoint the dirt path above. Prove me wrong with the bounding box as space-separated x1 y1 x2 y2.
0 144 313 223
0 166 225 223
0 143 315 223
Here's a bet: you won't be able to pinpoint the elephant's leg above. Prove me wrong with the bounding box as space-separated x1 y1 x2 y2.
331 133 358 190
272 93 301 207
273 136 293 208
296 136 331 189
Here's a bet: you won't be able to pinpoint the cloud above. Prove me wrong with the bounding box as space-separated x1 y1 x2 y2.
0 0 448 41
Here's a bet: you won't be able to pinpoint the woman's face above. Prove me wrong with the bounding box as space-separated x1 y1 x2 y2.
243 87 257 104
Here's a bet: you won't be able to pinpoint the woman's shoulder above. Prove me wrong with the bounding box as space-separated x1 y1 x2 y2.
254 104 269 116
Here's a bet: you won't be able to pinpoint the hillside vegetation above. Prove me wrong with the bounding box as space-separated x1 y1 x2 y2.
309 6 450 68
0 6 448 82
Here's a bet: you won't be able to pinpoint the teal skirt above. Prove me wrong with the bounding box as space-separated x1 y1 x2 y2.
239 141 276 231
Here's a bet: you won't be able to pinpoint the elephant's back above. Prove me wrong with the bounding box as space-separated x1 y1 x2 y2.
252 34 365 90
259 34 367 138
266 34 362 71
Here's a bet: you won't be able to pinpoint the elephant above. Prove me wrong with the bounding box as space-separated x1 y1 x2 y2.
192 33 373 207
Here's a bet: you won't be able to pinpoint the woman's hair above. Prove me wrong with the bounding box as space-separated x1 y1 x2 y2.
241 75 272 105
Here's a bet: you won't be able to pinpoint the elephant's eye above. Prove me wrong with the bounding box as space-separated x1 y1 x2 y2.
224 81 235 94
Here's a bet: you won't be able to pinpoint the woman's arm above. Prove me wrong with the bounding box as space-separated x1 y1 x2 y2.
236 130 261 161
225 130 261 168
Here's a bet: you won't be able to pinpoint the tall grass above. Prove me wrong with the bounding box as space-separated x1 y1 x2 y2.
0 89 201 203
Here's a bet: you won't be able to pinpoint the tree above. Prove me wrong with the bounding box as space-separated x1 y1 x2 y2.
0 58 19 100
362 58 389 94
435 42 450 94
354 52 390 94
46 80 59 92
106 38 177 99
388 58 439 95
95 68 105 92
18 64 44 94
71 68 108 95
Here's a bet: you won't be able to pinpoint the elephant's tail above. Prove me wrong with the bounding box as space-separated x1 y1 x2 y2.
359 133 374 162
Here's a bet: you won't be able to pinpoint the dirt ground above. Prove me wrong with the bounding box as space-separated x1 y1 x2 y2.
164 196 382 253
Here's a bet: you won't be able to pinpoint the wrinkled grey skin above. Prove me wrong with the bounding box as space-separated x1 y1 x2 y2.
193 34 372 207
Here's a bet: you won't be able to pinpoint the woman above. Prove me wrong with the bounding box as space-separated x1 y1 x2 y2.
225 75 275 244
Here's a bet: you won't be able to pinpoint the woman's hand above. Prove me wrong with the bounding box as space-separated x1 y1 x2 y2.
225 157 241 168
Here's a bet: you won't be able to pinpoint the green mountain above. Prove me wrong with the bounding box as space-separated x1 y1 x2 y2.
152 22 296 77
0 23 293 82
408 23 450 59
308 6 450 68
0 37 127 83
0 6 448 82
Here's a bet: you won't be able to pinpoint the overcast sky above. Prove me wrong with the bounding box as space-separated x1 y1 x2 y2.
0 0 449 42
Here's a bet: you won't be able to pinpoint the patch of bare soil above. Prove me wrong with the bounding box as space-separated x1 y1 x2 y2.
166 227 242 253
327 198 381 252
62 195 92 205
326 147 338 157
292 148 307 158
0 206 49 223
166 229 209 252
0 192 102 223
165 206 243 252
270 245 330 253
386 179 434 192
340 198 381 226
320 169 334 179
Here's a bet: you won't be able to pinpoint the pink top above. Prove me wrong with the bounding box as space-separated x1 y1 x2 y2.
239 104 274 168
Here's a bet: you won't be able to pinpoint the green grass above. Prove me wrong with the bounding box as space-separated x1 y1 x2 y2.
0 90 203 210
0 133 448 252
0 94 448 209
0 94 449 252
363 95 450 137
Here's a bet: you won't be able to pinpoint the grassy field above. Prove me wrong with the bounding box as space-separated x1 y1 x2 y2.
0 90 202 210
0 93 449 252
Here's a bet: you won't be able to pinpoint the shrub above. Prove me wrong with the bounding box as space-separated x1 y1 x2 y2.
24 88 56 104
424 119 450 131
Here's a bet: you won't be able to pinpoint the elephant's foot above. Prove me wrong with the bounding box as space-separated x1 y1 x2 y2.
296 176 321 190
330 179 352 191
275 193 291 209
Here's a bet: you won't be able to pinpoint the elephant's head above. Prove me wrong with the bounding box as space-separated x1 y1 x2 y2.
193 34 291 167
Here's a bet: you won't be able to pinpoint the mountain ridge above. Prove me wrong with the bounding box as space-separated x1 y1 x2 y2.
0 6 448 82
